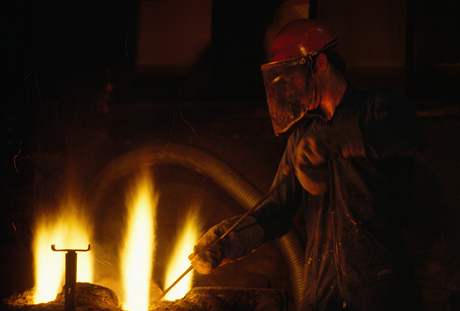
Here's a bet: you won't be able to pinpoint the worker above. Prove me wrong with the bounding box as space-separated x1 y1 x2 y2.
190 19 417 310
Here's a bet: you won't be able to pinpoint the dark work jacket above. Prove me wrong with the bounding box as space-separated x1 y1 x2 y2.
252 87 416 311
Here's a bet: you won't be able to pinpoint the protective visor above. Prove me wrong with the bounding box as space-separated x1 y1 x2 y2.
261 56 315 135
261 40 337 136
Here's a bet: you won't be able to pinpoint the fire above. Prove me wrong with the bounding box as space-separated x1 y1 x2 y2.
163 209 200 301
120 172 157 311
33 203 93 304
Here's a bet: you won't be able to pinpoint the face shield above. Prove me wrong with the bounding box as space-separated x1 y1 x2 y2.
261 55 316 136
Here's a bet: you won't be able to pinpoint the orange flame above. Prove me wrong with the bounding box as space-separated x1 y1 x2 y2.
163 209 200 301
120 172 157 311
33 203 93 304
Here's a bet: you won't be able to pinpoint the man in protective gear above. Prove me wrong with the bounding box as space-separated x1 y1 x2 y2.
190 19 416 311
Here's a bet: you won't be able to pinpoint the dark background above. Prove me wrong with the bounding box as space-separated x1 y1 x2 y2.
3 0 460 309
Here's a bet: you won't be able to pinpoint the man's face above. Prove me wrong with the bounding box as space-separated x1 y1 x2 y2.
273 70 317 111
295 69 320 113
261 57 318 135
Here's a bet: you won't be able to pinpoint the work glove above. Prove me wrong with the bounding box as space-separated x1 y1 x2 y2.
189 215 264 274
294 134 330 195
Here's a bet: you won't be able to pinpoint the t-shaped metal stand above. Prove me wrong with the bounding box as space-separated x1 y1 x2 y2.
51 244 91 311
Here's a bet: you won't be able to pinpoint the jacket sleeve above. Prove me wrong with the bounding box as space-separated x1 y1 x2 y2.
359 91 416 159
251 133 304 241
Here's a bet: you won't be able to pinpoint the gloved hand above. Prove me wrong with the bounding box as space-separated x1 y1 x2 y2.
189 215 264 274
294 134 330 195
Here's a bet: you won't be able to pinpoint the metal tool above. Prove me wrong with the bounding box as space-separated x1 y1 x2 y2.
159 187 277 300
51 244 91 311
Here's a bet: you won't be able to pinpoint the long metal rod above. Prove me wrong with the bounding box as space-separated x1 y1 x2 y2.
159 187 276 300
159 265 194 299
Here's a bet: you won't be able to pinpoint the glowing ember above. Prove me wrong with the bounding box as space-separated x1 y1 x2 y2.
120 172 158 311
163 209 200 301
33 203 93 304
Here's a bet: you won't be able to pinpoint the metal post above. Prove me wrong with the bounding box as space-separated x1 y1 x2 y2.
51 244 90 311
64 251 77 311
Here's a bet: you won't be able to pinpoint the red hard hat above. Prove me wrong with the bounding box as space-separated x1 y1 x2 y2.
268 19 337 62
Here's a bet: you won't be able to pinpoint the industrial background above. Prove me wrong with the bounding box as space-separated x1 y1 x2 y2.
3 0 460 310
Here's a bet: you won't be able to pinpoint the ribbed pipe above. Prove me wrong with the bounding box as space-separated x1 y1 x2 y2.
90 143 305 309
